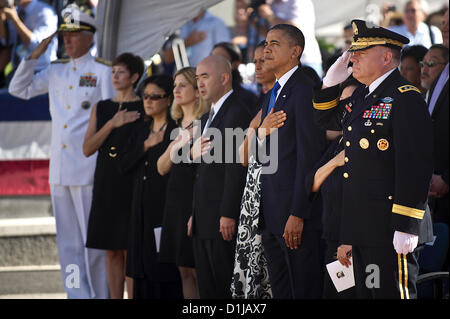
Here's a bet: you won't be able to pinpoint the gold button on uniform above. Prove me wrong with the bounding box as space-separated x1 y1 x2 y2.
359 138 369 149
63 124 67 129
388 196 393 200
346 141 350 147
143 176 147 181
62 144 66 149
343 173 349 178
68 85 73 90
371 129 375 134
66 105 70 110
347 126 352 131
344 157 349 162
72 67 76 71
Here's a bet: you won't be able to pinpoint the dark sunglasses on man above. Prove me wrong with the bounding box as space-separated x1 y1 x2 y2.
143 94 167 101
419 60 446 68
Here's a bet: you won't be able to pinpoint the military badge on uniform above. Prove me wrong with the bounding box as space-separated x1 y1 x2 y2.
381 97 394 103
79 73 97 87
364 119 372 126
398 85 421 94
377 139 389 151
345 103 352 113
362 103 392 119
359 138 369 149
81 101 91 110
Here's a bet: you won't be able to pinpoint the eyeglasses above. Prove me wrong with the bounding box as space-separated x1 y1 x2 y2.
143 94 168 101
419 61 446 68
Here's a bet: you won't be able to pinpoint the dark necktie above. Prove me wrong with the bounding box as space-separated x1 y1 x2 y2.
266 81 281 116
203 108 215 135
362 86 369 100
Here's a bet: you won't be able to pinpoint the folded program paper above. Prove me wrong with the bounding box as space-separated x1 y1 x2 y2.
326 257 355 292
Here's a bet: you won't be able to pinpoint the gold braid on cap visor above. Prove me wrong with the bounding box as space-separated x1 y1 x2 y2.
59 24 94 31
350 37 404 49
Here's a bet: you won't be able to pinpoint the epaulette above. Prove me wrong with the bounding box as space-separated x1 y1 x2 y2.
95 57 112 66
51 58 70 64
398 85 421 94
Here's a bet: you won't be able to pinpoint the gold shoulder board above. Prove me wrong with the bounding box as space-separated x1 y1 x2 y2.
398 85 421 94
51 58 70 64
95 57 112 66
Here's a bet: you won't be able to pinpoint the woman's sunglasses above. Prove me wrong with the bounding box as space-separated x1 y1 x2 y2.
143 94 168 101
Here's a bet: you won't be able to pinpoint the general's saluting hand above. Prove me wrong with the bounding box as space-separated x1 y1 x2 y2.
322 51 353 88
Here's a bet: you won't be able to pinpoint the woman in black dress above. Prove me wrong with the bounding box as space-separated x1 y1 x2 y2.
121 74 182 299
305 78 359 299
83 53 144 299
157 67 209 299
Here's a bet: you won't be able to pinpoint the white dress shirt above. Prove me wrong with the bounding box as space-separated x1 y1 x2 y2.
275 65 298 99
366 67 397 97
388 22 443 49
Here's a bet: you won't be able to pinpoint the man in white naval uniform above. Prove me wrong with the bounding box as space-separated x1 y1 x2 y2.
8 7 114 298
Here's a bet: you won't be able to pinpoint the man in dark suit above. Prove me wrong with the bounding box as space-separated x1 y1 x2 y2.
427 9 449 226
257 24 327 299
190 55 250 298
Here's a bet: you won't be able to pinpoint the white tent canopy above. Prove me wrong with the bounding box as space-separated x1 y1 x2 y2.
96 0 447 60
96 0 223 60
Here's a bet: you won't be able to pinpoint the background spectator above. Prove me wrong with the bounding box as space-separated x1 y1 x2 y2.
257 0 323 77
1 0 57 75
231 0 251 62
380 2 399 27
0 5 12 87
211 41 258 117
165 10 231 67
426 9 448 228
400 44 428 94
426 8 446 29
420 44 449 91
389 0 443 48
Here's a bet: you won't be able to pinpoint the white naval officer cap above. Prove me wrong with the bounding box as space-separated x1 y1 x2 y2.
58 5 97 33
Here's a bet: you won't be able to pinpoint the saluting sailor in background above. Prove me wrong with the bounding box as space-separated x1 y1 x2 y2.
313 20 433 299
8 7 114 299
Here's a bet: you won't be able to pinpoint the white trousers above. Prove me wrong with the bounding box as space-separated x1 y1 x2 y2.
50 184 109 299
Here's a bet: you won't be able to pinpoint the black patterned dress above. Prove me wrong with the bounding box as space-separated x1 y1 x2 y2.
231 156 272 299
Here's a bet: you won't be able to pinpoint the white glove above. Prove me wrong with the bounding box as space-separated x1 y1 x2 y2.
393 231 419 255
322 51 353 87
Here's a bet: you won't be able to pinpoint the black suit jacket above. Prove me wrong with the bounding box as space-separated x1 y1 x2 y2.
259 67 327 235
427 67 449 224
192 91 251 239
